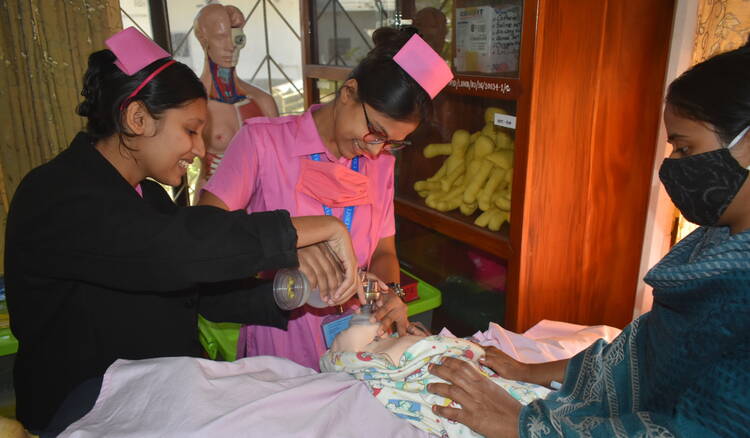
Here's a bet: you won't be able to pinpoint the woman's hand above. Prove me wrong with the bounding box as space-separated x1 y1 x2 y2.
290 216 364 305
480 346 531 382
370 277 409 336
428 358 522 438
482 347 570 388
297 244 344 304
322 240 363 306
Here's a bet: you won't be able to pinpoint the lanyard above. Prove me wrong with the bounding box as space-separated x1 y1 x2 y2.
309 153 360 233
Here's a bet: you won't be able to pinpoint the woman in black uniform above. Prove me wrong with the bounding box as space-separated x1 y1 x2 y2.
4 27 363 432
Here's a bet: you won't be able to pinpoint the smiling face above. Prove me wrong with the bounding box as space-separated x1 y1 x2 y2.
133 99 207 186
332 82 419 159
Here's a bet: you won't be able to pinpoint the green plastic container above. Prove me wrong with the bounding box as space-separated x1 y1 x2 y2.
0 329 18 357
198 269 442 361
198 316 240 361
403 270 442 318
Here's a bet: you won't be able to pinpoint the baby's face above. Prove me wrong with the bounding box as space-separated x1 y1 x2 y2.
331 323 380 353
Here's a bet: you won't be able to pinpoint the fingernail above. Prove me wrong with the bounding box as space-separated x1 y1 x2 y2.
432 405 438 412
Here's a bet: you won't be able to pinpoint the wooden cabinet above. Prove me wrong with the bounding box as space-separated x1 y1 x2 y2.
302 0 676 332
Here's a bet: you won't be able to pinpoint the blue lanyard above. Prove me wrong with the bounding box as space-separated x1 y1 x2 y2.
310 153 359 233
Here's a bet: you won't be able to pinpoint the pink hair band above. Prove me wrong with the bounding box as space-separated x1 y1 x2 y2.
119 60 176 111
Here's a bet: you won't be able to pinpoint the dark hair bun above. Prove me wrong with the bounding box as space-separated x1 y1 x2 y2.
371 26 419 54
76 50 121 138
77 50 117 118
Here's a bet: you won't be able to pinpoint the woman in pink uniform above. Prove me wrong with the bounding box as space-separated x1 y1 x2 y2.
198 28 453 370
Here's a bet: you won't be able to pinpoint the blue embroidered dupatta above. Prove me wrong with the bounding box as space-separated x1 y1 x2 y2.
519 227 750 438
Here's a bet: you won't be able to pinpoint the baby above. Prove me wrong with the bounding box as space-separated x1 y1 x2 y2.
320 322 551 438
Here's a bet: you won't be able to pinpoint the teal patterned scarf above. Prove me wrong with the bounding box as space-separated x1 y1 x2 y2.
519 226 750 438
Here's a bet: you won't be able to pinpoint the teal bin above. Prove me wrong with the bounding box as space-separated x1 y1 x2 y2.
198 269 442 361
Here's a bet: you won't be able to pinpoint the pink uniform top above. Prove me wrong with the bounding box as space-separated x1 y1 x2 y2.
202 104 397 370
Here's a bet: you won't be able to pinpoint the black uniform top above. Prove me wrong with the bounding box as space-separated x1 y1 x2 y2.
5 132 298 430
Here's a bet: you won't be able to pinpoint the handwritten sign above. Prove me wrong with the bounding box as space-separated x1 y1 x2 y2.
455 2 522 74
448 78 512 95
494 113 517 130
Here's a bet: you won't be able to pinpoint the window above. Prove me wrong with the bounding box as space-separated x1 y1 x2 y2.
120 0 306 204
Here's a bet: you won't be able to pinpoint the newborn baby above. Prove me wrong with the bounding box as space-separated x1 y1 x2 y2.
321 322 551 438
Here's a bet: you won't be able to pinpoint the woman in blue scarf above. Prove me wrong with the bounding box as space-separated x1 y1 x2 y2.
427 39 750 437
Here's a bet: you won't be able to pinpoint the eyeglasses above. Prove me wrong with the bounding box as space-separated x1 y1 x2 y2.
361 103 411 152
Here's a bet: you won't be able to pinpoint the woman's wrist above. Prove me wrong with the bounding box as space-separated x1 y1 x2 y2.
385 282 405 300
526 359 568 388
291 215 345 248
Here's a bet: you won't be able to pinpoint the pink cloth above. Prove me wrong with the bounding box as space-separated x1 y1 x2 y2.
202 105 396 370
59 356 429 438
296 159 373 207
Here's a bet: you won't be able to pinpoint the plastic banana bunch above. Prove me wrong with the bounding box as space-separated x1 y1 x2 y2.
414 107 514 231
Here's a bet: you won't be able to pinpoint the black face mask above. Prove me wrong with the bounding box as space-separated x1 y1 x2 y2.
659 148 749 226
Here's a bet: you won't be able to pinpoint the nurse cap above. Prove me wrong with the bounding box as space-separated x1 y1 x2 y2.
105 27 176 110
393 34 453 99
105 27 172 75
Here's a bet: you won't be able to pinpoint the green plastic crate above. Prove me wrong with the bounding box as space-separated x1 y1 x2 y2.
198 315 240 361
402 270 442 318
0 329 18 357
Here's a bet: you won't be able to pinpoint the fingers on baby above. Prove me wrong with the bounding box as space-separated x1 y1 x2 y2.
429 357 484 388
406 321 431 336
